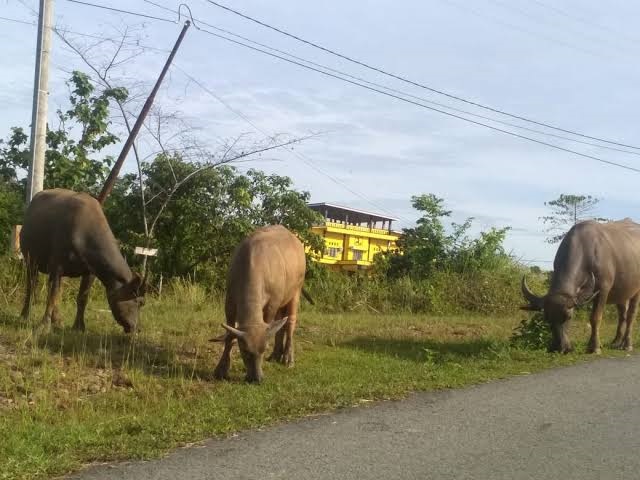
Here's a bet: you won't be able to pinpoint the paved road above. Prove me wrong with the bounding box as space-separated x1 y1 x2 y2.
70 355 640 479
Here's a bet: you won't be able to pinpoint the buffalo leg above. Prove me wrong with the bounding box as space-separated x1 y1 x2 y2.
268 328 286 363
213 335 234 380
621 294 640 352
267 307 286 363
611 303 628 349
282 293 300 367
37 269 62 334
20 258 38 320
213 302 236 380
51 281 64 328
72 274 95 331
587 291 608 354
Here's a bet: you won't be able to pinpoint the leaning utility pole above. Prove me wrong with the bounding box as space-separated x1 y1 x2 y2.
26 0 55 205
71 21 192 314
97 20 192 204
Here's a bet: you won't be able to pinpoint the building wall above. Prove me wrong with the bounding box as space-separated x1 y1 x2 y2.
308 224 399 271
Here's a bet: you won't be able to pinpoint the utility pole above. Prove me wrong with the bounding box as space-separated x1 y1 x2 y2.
26 0 55 204
97 20 191 204
71 21 192 316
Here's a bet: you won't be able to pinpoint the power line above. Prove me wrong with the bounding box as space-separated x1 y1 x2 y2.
1 11 409 222
202 0 640 151
481 0 633 58
0 15 37 27
528 0 640 47
0 15 168 52
13 3 640 172
172 64 412 223
190 25 640 174
138 0 640 157
9 4 636 157
44 0 640 172
65 0 175 23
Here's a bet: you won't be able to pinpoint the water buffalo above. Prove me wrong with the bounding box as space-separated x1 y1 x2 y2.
213 225 306 383
20 188 146 333
521 218 640 354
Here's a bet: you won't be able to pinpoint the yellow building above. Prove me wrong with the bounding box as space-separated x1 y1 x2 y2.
307 203 400 272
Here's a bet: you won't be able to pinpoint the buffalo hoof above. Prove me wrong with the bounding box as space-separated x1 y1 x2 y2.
267 352 283 363
34 322 51 336
213 366 230 381
611 338 624 350
282 353 294 368
72 322 86 332
586 346 602 355
623 338 633 352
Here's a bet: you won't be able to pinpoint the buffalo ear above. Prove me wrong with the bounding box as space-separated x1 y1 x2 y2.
266 317 289 337
130 272 145 295
575 273 598 307
112 274 145 302
127 272 148 298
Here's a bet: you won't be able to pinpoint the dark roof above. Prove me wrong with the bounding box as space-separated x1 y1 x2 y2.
308 202 397 224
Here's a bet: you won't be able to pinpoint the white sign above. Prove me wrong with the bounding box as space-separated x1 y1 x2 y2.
134 247 158 257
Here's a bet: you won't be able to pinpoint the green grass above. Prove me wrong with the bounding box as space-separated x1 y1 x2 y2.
0 282 629 479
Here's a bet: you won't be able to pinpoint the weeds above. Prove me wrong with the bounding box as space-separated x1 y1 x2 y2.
0 257 624 479
511 312 551 350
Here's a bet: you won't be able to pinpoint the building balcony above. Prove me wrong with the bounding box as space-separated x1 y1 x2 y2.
314 221 399 240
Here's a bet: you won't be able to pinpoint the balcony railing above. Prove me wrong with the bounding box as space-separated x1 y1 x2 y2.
320 221 393 236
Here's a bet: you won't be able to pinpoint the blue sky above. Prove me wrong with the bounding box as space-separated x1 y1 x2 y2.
2 0 640 266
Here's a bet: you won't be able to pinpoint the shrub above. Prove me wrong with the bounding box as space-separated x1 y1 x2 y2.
510 312 550 350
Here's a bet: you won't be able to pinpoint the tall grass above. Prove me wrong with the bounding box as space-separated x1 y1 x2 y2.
0 255 628 479
304 264 543 316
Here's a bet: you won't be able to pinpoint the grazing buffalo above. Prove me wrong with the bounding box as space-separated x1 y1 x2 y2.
20 188 146 333
213 225 306 383
521 218 640 354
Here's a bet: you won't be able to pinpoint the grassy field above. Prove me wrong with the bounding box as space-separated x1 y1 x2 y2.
0 280 627 479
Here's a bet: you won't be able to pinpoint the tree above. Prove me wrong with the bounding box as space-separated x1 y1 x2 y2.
105 154 323 288
375 194 511 279
0 71 126 252
541 194 606 244
0 71 126 195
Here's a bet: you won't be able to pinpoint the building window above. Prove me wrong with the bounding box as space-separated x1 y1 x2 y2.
328 247 338 257
353 250 363 261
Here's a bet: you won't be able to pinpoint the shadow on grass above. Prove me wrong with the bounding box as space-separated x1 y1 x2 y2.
341 336 508 363
0 310 213 380
0 310 26 328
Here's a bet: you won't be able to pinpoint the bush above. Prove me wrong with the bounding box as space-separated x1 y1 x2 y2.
510 312 550 350
303 263 528 316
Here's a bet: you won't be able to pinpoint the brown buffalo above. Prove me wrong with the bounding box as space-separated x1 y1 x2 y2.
20 188 145 333
213 225 306 383
522 218 640 353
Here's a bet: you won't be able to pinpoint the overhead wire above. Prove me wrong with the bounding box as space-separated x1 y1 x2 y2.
190 24 640 174
481 0 633 57
202 0 640 151
65 0 175 22
172 64 412 224
1 10 410 223
528 0 640 47
11 2 640 174
139 0 640 157
23 0 640 173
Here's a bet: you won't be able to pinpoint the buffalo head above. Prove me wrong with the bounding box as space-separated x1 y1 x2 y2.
219 317 289 383
107 272 146 333
520 274 598 353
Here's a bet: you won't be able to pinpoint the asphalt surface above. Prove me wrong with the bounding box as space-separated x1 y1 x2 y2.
69 355 640 480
